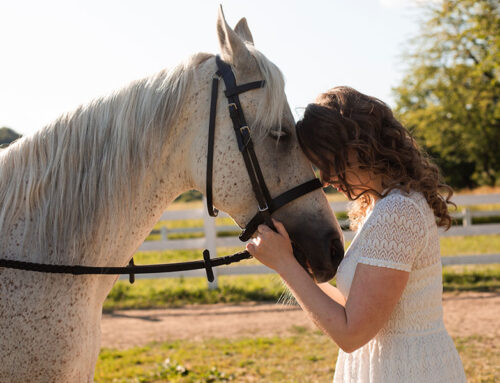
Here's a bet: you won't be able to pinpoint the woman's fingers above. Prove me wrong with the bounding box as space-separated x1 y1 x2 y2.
257 224 271 234
272 218 290 240
247 220 294 272
246 243 255 255
258 221 288 238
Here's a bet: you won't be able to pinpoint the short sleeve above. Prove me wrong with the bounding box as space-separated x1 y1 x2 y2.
357 194 428 272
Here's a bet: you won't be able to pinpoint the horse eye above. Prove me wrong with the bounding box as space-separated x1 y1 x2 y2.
269 129 290 140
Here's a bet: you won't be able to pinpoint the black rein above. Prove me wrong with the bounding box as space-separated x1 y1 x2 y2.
0 250 250 284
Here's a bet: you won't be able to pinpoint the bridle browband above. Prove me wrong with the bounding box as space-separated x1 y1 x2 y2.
0 55 322 284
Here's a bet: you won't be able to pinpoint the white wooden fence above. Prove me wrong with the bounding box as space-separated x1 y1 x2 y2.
122 193 500 286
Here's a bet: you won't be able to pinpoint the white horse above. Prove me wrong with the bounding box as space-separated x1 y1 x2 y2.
0 8 343 382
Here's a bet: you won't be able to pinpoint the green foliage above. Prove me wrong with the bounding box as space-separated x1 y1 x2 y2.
393 0 500 188
174 190 202 203
0 127 22 147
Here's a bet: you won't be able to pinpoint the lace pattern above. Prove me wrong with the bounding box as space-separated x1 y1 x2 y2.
356 191 427 272
333 189 466 382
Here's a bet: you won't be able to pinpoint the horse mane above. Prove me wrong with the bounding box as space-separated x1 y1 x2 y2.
0 48 287 263
246 44 287 138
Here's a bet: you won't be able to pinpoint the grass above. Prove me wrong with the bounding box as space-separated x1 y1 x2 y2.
440 235 500 256
98 192 500 381
135 234 500 264
148 205 500 240
99 197 500 381
442 265 500 292
455 335 500 382
102 234 500 310
95 329 336 383
104 275 285 312
130 248 245 265
104 264 500 311
167 186 500 211
94 329 498 382
463 203 500 212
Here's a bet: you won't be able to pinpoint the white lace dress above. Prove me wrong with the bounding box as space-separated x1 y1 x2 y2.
333 189 467 383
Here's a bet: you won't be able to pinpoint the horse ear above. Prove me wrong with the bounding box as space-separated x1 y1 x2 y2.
216 6 254 71
234 18 254 45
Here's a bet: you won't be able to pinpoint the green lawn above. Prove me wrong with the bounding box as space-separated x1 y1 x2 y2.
104 264 500 311
103 234 500 311
104 274 284 311
136 235 500 264
440 235 500 256
94 329 498 382
98 210 500 382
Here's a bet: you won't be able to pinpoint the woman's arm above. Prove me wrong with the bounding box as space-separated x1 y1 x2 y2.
317 282 346 306
247 220 409 353
279 260 408 352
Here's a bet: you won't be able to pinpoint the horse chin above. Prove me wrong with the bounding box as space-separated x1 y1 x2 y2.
291 243 313 275
311 269 337 283
292 242 340 283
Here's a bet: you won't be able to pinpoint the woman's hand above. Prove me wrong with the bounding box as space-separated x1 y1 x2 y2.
245 218 298 274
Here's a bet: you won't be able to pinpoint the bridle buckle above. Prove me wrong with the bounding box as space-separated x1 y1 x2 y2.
258 202 269 212
228 102 237 110
239 125 250 135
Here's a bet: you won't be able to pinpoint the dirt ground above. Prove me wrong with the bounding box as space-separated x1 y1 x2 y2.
100 291 499 349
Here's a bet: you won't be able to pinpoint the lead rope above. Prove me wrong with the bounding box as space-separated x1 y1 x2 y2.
0 250 252 284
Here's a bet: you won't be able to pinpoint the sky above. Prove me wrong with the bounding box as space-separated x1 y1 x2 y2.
0 0 428 136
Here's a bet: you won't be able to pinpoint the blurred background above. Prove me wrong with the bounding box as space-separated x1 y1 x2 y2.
1 0 497 189
1 1 498 382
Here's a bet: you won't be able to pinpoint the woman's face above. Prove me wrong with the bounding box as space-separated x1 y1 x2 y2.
324 152 383 199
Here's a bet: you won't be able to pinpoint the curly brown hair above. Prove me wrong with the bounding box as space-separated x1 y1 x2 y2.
296 86 454 231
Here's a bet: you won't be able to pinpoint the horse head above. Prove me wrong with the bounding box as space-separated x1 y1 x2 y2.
186 8 344 282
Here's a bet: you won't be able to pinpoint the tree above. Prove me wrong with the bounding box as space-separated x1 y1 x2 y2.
393 0 500 188
0 127 22 147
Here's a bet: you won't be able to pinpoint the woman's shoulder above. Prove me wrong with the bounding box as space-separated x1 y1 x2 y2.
373 188 428 222
356 188 429 268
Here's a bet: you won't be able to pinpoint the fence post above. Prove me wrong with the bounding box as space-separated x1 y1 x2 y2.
202 197 218 289
462 208 472 227
160 226 168 241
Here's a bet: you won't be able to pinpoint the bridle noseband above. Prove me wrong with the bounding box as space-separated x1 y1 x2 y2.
206 55 322 241
0 55 322 283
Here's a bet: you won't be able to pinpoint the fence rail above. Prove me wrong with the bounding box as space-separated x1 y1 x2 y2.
123 193 500 283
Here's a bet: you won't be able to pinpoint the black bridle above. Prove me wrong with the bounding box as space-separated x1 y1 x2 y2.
0 55 322 284
207 56 322 241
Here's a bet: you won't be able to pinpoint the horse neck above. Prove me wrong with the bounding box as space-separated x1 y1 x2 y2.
96 139 190 268
72 84 201 267
77 118 194 268
1 91 199 269
104 68 218 267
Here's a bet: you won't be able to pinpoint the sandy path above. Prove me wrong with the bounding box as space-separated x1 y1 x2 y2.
100 291 499 349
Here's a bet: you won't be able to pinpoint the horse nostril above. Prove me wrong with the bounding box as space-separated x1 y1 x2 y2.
331 237 344 256
330 237 345 266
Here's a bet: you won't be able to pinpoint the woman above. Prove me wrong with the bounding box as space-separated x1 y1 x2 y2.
246 87 467 382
